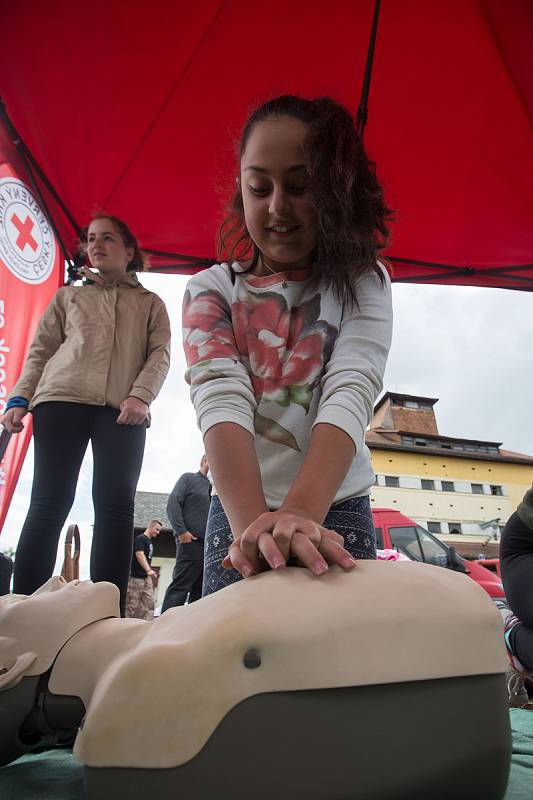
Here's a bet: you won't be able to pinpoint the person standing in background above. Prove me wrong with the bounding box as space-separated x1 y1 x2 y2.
161 456 211 611
125 519 162 620
1 214 171 615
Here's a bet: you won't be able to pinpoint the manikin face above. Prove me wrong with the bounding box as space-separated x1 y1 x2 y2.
87 218 133 277
240 116 317 273
0 576 120 689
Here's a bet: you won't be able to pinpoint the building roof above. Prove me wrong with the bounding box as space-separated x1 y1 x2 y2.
134 491 172 531
374 392 439 413
366 428 533 464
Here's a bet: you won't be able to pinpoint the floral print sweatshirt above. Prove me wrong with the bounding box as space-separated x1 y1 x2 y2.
183 262 392 509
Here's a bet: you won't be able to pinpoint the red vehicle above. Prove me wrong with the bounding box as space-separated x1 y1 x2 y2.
372 508 505 599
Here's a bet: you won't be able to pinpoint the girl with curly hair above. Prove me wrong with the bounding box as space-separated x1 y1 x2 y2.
183 95 393 595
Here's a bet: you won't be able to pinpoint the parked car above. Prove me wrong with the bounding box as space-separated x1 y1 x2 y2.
372 508 505 598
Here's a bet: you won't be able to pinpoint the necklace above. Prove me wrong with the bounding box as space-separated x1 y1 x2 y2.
259 257 288 288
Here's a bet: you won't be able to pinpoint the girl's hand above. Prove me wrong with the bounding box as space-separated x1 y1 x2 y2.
1 407 27 434
117 396 148 425
222 509 356 578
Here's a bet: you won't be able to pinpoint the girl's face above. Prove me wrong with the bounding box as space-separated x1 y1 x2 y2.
240 116 317 272
87 218 133 277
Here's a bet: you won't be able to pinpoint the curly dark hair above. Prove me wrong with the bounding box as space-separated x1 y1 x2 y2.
79 213 147 272
218 95 393 305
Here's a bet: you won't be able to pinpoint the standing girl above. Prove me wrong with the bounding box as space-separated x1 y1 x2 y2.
2 215 171 612
183 95 393 595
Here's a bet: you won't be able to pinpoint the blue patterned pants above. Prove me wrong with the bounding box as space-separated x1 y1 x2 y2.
203 495 376 596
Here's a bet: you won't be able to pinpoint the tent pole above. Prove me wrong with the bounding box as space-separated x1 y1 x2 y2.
0 99 82 239
356 0 382 140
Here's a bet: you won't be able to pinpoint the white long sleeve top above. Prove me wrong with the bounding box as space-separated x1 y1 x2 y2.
183 262 393 509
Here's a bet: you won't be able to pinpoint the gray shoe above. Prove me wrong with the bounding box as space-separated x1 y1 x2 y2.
507 668 531 708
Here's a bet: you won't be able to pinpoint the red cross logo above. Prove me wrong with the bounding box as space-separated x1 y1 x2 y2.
11 213 38 253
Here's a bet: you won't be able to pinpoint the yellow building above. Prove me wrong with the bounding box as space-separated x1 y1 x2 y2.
366 393 533 558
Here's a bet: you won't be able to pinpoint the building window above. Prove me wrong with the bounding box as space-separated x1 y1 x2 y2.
488 447 499 455
441 481 455 492
385 476 399 488
441 443 452 449
471 483 483 494
490 485 503 496
402 435 414 445
414 438 427 447
448 523 462 534
427 521 441 534
404 400 419 409
421 479 435 490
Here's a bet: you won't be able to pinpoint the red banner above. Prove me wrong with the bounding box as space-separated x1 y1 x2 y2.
0 148 62 533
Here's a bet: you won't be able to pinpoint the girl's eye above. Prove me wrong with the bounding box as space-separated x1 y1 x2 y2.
248 185 269 196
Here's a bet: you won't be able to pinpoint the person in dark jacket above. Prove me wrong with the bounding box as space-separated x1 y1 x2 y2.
161 456 211 612
495 484 533 706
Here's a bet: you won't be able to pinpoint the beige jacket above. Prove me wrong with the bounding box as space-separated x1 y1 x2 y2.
9 269 171 412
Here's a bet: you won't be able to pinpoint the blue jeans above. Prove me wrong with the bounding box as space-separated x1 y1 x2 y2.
203 495 376 596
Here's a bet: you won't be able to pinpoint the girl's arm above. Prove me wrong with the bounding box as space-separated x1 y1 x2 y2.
281 422 355 522
6 290 66 403
204 422 269 539
127 298 171 407
208 422 352 576
118 298 171 425
283 266 393 519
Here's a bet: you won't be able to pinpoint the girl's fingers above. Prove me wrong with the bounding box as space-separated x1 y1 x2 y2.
240 521 271 572
319 537 357 570
319 527 345 547
222 543 257 578
257 531 285 570
289 532 328 576
271 524 292 561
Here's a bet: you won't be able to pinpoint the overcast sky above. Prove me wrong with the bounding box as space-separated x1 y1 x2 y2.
3 274 532 577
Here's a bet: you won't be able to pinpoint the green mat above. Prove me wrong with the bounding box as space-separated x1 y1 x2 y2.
504 709 533 800
2 710 533 799
0 748 83 798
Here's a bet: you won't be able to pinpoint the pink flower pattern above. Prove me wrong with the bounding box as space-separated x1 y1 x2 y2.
183 288 338 449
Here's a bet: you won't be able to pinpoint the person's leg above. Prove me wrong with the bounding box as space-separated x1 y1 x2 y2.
496 510 533 703
500 512 533 627
125 577 141 618
138 578 155 620
323 495 377 560
125 577 148 619
90 407 146 615
161 549 202 611
202 496 243 596
13 403 92 595
189 560 204 602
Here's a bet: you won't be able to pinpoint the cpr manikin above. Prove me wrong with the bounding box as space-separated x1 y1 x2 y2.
0 563 511 799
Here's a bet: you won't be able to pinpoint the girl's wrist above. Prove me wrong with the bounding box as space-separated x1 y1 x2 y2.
280 496 325 524
5 396 29 411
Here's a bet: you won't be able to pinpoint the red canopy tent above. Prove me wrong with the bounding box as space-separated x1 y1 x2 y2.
0 0 532 288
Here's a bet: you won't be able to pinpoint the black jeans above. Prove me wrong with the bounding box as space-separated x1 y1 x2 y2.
13 402 146 614
161 539 204 612
500 511 533 670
